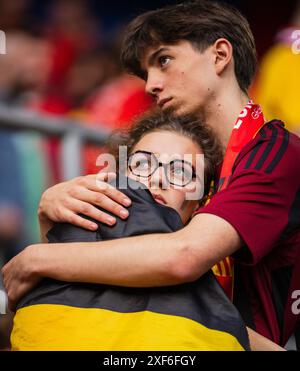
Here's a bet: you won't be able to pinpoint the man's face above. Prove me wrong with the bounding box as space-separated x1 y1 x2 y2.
141 40 218 117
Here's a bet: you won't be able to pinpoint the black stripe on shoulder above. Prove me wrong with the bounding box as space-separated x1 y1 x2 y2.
265 129 290 174
254 124 279 171
244 127 267 170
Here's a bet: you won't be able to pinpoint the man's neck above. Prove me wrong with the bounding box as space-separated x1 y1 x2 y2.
203 89 250 154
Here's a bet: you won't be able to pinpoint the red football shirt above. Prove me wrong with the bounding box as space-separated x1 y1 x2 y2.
195 120 300 346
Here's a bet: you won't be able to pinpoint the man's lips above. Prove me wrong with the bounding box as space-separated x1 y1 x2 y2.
157 97 172 109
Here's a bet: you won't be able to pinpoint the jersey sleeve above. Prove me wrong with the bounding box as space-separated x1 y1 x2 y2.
195 121 300 265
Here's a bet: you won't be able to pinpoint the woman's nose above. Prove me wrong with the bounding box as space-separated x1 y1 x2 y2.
149 166 169 190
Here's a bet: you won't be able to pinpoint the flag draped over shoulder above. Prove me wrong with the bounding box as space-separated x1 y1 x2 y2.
12 176 250 351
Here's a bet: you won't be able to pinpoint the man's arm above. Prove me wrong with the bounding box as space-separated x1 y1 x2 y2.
40 213 242 286
2 213 242 307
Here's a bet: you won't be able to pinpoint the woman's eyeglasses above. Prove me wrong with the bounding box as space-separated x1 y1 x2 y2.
128 150 197 187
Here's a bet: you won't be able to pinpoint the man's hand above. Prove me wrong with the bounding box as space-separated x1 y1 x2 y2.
1 245 42 311
38 173 132 232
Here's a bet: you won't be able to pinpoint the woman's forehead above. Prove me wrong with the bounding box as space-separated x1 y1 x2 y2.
134 130 202 155
132 134 202 166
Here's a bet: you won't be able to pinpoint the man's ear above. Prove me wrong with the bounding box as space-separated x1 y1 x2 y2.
213 38 233 75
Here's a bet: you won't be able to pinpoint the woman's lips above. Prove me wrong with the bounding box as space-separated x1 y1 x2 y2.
153 194 167 205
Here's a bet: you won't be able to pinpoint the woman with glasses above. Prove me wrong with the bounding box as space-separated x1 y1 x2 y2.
10 111 253 351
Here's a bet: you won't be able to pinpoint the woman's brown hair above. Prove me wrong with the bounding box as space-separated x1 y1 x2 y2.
108 110 222 197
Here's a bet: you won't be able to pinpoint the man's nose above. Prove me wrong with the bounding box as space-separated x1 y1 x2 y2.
149 166 169 190
145 73 164 98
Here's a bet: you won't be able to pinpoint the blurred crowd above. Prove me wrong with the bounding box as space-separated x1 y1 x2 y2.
253 1 300 136
0 0 152 266
0 0 300 350
0 0 154 348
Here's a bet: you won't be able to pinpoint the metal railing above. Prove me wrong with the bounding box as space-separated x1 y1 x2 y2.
0 104 110 180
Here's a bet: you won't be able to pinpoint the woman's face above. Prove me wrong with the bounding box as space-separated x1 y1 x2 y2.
127 130 204 224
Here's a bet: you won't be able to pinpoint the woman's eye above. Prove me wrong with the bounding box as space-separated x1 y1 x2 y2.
159 56 171 67
135 160 149 169
174 168 184 175
171 165 192 179
171 167 185 177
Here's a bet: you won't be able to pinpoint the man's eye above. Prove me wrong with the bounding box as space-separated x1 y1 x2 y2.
159 56 171 67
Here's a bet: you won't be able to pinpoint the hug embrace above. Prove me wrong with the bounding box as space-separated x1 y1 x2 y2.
3 0 300 351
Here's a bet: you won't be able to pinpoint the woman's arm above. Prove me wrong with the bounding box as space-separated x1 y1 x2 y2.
247 327 286 351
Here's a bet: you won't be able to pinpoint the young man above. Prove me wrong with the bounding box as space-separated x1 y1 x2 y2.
3 0 300 347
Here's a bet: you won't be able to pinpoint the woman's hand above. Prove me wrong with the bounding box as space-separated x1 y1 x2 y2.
1 245 43 311
38 173 132 232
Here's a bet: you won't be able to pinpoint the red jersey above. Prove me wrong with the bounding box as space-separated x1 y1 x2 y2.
195 120 300 346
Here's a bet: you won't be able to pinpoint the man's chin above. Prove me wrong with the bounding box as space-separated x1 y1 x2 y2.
160 104 185 117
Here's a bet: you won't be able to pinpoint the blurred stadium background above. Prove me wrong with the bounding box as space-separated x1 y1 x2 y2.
0 0 299 349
